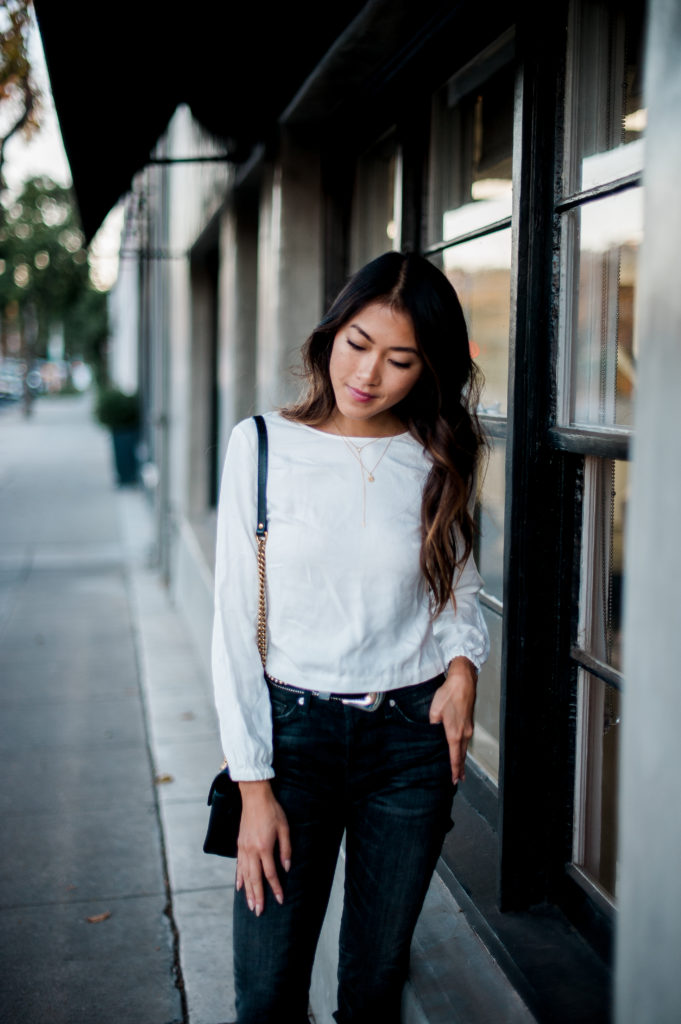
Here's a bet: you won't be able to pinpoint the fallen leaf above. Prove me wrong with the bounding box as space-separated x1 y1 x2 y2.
86 911 112 924
155 773 174 785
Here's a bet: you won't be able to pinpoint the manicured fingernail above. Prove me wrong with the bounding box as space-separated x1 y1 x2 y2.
247 898 254 912
275 892 283 905
256 904 263 917
284 859 291 872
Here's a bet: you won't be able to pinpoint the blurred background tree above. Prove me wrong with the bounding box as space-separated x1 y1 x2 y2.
0 3 108 388
0 176 109 376
0 0 41 190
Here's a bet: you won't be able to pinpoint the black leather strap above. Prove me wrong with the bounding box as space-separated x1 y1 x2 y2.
253 415 268 537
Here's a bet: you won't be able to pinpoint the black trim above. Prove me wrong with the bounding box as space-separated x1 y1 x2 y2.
548 426 631 459
498 8 571 911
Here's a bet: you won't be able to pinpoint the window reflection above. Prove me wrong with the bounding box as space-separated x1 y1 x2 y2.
579 459 628 672
468 437 506 784
565 0 645 193
476 436 505 604
574 671 620 899
432 229 511 417
469 605 502 783
572 457 627 901
428 56 513 246
563 189 641 428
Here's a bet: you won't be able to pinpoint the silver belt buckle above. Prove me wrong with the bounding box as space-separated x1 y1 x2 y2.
340 691 385 712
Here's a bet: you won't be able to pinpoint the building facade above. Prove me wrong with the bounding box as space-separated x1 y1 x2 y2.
53 0 681 1020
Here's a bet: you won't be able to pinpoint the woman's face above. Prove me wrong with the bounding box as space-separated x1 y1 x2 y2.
328 302 423 436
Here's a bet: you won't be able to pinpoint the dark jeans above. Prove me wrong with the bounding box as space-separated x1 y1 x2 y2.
233 675 455 1024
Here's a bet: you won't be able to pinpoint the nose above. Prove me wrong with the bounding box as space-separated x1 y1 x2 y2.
359 352 381 386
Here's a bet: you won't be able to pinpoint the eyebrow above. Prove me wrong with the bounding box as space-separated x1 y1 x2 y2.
349 322 420 354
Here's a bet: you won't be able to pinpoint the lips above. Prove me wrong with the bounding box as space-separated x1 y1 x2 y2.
347 385 375 403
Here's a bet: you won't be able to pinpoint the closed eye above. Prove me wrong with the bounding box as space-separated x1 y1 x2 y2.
347 339 366 352
389 359 413 369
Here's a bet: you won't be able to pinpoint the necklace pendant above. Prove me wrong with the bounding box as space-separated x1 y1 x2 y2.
367 474 375 483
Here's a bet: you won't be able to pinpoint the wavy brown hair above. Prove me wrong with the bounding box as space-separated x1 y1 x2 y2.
282 251 486 616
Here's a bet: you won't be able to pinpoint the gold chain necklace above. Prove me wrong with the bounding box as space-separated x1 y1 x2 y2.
333 420 396 525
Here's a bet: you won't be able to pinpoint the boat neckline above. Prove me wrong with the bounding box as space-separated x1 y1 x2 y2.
272 412 412 442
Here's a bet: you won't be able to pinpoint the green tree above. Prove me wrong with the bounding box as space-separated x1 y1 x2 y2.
0 175 108 376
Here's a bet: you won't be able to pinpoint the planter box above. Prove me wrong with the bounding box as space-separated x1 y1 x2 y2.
111 428 139 485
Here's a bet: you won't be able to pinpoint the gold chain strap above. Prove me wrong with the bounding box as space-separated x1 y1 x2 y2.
257 532 268 667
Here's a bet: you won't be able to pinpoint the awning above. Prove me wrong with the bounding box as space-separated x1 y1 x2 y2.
34 1 366 241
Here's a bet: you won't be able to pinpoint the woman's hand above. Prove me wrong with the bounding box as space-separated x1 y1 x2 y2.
236 780 291 916
429 656 478 784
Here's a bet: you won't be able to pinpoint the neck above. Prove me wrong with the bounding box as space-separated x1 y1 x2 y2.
324 410 406 439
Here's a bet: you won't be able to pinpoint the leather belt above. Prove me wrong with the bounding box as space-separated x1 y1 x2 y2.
266 674 385 711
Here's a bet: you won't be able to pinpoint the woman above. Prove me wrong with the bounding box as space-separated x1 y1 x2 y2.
212 251 489 1024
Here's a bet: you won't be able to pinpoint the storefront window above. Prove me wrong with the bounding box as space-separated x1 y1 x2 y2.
559 0 643 906
426 37 514 786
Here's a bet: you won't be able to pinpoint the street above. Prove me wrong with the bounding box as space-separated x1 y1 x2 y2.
0 395 234 1024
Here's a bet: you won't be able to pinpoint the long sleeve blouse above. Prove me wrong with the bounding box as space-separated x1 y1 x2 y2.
211 412 490 781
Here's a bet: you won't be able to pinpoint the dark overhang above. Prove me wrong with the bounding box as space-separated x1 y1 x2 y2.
33 0 366 241
35 1 516 243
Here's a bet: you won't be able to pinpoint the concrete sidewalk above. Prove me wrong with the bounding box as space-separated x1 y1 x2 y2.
0 395 232 1024
118 491 236 1024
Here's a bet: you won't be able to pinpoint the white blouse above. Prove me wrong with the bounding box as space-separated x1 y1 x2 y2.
211 412 490 781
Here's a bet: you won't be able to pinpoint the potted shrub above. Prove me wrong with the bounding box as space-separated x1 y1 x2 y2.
95 387 140 485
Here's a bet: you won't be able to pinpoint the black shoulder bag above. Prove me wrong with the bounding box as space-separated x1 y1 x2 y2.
203 414 269 858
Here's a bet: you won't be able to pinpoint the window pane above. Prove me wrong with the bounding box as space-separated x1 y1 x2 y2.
469 605 502 783
350 132 401 271
564 0 646 194
560 189 642 428
578 458 628 671
468 436 505 785
476 435 505 603
427 57 513 246
573 670 620 899
431 230 511 417
572 457 627 899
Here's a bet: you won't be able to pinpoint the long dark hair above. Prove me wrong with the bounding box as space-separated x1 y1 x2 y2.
282 251 486 616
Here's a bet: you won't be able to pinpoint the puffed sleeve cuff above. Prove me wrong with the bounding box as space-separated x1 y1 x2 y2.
442 644 488 674
224 764 275 783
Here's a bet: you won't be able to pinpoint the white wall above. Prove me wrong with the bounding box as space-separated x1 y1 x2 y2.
255 131 324 411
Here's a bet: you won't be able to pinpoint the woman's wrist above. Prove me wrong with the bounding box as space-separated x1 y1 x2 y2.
446 655 478 681
238 779 275 803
